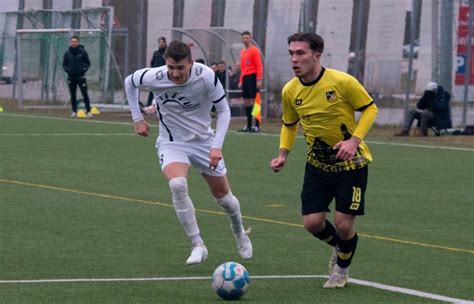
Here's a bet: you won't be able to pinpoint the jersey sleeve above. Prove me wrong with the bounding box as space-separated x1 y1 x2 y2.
279 83 299 151
207 69 227 104
124 68 158 123
205 67 230 149
281 84 299 125
253 48 263 80
353 103 378 140
344 75 373 111
212 99 230 149
343 75 377 139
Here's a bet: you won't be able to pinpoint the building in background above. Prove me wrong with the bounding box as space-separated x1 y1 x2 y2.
0 0 472 125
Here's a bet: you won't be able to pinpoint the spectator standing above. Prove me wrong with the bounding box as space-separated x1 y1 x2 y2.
216 60 227 89
210 62 218 72
229 62 241 89
227 62 242 101
63 35 92 118
238 31 263 133
147 37 167 106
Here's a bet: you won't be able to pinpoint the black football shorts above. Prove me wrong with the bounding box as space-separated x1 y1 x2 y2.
300 163 368 216
242 73 258 99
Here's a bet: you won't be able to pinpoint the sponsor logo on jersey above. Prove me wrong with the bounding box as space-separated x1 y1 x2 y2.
159 92 200 112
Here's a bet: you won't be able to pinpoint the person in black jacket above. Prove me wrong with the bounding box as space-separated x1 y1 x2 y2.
63 35 92 118
395 82 436 136
431 85 452 134
216 60 227 89
146 37 167 106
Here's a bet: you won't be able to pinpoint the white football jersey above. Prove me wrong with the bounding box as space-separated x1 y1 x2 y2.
125 63 229 147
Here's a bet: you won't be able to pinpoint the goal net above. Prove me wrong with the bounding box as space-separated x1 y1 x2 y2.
1 7 125 109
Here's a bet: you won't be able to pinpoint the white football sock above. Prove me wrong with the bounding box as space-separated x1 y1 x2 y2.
215 192 244 235
169 177 203 244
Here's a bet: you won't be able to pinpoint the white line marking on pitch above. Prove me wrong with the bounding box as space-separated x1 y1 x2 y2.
0 275 472 303
365 140 474 152
3 113 473 152
2 113 135 126
234 132 474 152
0 133 134 136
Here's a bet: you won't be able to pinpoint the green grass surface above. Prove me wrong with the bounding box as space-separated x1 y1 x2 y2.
1 113 473 303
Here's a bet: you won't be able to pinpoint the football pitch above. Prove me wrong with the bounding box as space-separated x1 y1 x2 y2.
1 113 473 303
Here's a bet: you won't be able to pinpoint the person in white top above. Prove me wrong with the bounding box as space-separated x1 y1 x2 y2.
124 40 253 266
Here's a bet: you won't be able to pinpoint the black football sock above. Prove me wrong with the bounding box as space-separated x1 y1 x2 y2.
245 106 253 128
313 220 339 247
337 233 358 268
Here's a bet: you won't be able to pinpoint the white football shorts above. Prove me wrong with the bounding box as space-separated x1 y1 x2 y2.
156 139 227 177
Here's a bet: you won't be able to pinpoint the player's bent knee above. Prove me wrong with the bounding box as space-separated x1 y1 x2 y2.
303 217 325 233
334 221 354 239
169 177 188 200
215 192 239 212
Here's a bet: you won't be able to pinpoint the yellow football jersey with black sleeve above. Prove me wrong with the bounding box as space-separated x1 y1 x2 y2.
281 68 375 172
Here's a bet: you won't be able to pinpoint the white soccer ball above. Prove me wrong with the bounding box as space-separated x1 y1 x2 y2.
211 262 250 300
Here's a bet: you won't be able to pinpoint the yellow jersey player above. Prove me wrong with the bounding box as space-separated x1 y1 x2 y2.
270 32 378 288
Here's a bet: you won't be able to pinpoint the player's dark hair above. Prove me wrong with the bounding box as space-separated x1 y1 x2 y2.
218 60 226 65
158 36 167 44
287 32 324 53
70 35 80 41
164 40 191 62
241 31 251 37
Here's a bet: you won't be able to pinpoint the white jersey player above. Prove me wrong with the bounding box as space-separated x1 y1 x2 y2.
124 40 252 266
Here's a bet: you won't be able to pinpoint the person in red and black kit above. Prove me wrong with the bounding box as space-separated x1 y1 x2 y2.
63 35 92 118
238 31 263 133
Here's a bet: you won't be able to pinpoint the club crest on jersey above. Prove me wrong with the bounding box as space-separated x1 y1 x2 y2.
159 92 200 112
326 90 337 102
156 71 165 80
295 98 303 106
194 66 203 76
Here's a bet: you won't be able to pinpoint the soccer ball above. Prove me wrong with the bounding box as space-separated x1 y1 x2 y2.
211 262 250 300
